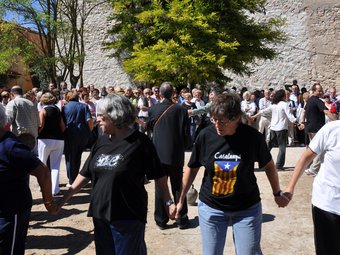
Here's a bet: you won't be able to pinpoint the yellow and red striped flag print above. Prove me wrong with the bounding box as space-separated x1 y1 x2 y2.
212 161 239 196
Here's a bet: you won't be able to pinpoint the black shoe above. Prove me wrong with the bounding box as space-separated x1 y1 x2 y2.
53 191 62 196
156 222 167 230
177 219 189 230
177 222 189 230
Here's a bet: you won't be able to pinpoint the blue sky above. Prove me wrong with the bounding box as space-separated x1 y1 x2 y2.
2 5 38 29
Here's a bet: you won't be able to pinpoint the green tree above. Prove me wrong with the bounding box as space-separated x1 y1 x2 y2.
0 21 19 75
106 0 286 86
0 20 35 86
0 0 105 88
0 0 59 85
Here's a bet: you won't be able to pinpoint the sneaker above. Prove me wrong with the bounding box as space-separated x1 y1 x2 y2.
66 183 72 188
305 168 317 176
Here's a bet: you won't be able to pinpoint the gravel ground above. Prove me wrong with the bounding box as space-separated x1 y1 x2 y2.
26 147 315 255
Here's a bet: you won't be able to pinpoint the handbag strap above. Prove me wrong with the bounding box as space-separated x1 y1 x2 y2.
153 103 176 129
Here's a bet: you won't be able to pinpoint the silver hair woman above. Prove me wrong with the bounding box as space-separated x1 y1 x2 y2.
57 93 176 255
96 94 136 129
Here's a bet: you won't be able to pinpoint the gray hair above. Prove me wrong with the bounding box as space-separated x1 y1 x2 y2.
97 94 136 128
159 82 173 99
0 104 7 128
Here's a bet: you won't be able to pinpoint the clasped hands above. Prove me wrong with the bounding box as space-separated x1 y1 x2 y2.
44 198 65 215
274 191 293 208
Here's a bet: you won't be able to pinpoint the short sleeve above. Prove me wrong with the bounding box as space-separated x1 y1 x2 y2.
10 143 41 174
256 132 272 168
317 99 327 112
187 136 203 168
309 124 328 155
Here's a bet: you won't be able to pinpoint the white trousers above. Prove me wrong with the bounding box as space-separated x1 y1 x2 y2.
258 116 271 143
37 139 64 195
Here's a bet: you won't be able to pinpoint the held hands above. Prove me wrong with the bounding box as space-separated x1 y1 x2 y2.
44 197 66 215
174 201 184 221
44 199 60 215
274 191 292 208
167 204 177 220
249 115 257 122
297 123 305 130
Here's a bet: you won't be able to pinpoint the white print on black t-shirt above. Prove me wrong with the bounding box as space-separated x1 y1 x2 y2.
214 152 241 161
95 154 124 168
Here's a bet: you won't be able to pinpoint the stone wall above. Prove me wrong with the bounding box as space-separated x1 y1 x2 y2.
82 1 340 91
82 2 131 88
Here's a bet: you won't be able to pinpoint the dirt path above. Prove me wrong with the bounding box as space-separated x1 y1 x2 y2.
26 147 315 255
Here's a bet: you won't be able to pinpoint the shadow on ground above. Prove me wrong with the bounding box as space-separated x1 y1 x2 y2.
26 226 93 255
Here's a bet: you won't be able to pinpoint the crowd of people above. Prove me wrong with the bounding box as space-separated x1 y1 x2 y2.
0 79 339 254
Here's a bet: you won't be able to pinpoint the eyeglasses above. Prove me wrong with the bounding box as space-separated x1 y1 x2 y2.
210 117 234 125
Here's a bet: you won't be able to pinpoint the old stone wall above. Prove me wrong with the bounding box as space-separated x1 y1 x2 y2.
82 2 131 88
82 1 339 91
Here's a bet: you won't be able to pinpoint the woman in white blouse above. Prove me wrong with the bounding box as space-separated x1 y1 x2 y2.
252 89 296 170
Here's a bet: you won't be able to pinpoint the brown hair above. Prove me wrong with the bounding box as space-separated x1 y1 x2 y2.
211 93 242 120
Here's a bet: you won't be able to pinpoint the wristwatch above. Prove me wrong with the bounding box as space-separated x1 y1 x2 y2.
165 199 174 207
273 190 283 197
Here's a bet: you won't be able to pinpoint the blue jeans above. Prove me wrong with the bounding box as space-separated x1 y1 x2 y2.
93 218 146 255
198 200 263 255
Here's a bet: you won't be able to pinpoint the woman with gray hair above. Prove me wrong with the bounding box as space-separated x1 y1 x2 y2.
0 104 57 254
57 94 176 255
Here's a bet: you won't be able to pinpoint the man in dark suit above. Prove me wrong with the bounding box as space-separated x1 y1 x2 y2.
146 82 189 230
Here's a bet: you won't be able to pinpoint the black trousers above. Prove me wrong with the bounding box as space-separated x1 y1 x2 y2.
312 205 340 255
154 164 188 226
268 130 288 168
0 210 31 255
64 133 89 184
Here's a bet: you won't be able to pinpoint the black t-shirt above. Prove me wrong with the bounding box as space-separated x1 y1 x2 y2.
80 130 165 223
0 132 41 215
38 105 64 140
305 96 327 133
188 124 272 211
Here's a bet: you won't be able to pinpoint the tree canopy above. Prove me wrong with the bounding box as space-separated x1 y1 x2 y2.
106 0 286 86
0 20 35 85
0 0 105 88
